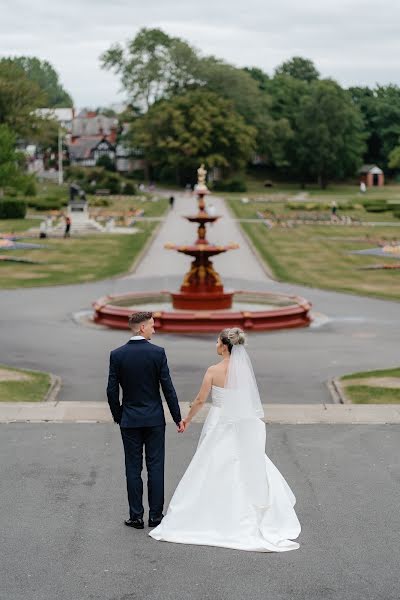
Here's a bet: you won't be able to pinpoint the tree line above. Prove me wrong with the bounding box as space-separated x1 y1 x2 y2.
101 28 400 187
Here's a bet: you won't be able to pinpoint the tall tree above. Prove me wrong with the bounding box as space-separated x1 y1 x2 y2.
130 89 256 182
349 84 400 168
0 59 47 137
275 57 320 82
295 80 365 187
101 28 200 111
0 125 25 194
11 57 73 107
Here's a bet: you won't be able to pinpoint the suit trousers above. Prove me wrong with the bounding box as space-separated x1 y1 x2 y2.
120 425 165 520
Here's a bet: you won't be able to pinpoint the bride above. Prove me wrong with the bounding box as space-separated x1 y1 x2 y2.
149 328 301 552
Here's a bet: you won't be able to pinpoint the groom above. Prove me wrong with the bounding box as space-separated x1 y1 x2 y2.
107 311 185 529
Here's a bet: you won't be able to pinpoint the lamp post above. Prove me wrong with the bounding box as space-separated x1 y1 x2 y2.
58 128 63 185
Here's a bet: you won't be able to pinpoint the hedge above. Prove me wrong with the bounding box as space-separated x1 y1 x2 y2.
212 178 247 192
0 198 27 219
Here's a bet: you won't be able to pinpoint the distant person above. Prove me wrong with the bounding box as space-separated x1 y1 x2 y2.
169 196 175 209
331 201 338 221
64 214 71 238
360 181 367 194
39 220 47 239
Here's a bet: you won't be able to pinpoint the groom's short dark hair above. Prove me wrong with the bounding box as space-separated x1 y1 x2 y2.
128 311 153 328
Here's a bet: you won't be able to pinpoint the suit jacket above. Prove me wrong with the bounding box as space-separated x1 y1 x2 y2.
106 339 181 428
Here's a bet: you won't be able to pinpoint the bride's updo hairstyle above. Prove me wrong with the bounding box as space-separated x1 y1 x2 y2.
219 327 246 353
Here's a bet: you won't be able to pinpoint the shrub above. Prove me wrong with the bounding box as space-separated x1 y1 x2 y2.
392 207 400 219
96 155 116 171
23 178 37 197
0 198 27 218
103 174 121 194
26 196 67 210
362 199 389 213
213 178 247 192
121 182 136 195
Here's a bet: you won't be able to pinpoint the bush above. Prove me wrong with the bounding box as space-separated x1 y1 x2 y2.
27 196 67 210
23 178 37 197
0 198 26 219
212 178 247 192
127 169 145 181
103 174 121 194
392 208 400 219
362 199 389 213
96 155 116 171
121 182 136 195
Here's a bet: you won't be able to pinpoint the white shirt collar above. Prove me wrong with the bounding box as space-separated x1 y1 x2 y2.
130 335 146 340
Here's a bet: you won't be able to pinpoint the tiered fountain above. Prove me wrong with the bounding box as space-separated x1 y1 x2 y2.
93 165 312 332
165 164 238 310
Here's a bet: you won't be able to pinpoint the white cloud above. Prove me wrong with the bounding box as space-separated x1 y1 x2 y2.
0 0 399 106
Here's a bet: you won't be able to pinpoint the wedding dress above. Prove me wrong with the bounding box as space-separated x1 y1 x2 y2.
149 347 301 552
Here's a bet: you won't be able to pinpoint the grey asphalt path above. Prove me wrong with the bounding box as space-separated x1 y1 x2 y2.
1 423 399 600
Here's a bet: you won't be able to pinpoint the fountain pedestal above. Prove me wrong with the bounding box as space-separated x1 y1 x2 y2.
166 165 239 310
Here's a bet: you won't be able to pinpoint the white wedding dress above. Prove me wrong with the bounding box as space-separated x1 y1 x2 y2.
149 346 301 552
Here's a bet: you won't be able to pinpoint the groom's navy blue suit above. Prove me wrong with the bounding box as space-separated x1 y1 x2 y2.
107 339 181 521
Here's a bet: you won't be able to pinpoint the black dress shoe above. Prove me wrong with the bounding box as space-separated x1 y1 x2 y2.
124 518 144 529
148 515 164 527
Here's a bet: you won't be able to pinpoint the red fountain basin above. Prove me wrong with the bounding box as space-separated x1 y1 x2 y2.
165 242 239 257
93 290 312 332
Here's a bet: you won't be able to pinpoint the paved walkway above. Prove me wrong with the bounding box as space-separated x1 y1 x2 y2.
1 423 399 600
1 400 400 424
129 192 267 281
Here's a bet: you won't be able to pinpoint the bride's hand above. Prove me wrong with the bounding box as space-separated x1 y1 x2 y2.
183 418 190 430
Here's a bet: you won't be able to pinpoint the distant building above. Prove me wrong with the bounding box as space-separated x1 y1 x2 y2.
68 137 116 168
67 110 118 167
359 164 385 187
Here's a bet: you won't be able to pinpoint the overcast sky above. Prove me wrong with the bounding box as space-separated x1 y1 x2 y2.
1 0 399 108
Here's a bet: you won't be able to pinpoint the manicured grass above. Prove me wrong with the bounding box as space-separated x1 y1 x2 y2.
239 221 400 301
0 222 157 288
0 365 51 402
88 195 169 218
341 367 400 380
227 195 400 223
339 366 400 404
344 385 400 404
0 219 38 233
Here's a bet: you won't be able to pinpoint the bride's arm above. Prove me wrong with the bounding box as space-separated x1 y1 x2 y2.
184 368 213 426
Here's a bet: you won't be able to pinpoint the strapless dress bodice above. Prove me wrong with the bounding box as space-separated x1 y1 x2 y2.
211 385 226 407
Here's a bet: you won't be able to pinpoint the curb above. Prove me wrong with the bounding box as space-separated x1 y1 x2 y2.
128 219 164 274
44 374 62 403
328 377 351 404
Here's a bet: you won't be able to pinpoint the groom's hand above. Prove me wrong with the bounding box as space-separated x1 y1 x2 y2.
177 420 185 433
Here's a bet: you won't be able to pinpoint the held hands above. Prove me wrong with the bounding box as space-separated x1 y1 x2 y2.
176 418 190 433
177 420 186 433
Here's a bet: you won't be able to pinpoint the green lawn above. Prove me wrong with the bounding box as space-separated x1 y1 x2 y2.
0 222 157 288
343 386 400 404
0 365 51 402
240 222 400 301
341 367 400 380
0 219 38 233
227 193 400 223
